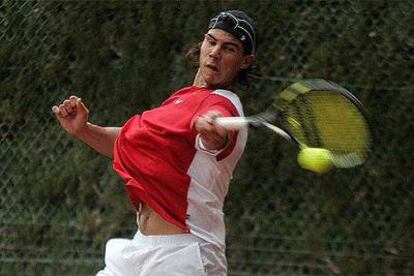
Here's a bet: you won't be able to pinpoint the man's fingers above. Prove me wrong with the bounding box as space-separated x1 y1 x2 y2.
52 105 60 116
76 98 89 114
196 116 214 132
51 96 88 118
69 96 78 108
195 112 230 150
58 104 68 117
63 99 74 113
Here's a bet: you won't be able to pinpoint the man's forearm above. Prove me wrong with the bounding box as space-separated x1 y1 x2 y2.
76 123 120 158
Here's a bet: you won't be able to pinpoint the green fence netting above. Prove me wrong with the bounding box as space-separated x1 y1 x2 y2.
1 1 413 275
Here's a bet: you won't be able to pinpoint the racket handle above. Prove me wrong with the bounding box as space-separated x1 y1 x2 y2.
215 117 249 130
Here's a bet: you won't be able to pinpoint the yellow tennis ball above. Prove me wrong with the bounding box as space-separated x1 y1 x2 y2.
297 147 334 174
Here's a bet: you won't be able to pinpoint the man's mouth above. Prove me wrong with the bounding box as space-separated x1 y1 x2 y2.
206 64 219 72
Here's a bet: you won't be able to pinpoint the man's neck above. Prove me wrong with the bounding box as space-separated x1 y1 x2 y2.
192 69 207 87
192 69 235 91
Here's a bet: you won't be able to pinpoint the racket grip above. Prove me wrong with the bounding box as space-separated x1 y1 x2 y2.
215 117 249 130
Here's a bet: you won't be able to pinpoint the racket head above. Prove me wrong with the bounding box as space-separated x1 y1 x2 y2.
272 79 371 168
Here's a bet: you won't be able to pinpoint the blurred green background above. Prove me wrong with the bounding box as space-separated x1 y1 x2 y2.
1 0 413 275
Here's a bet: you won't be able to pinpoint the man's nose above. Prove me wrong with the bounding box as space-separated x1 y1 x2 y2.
209 45 221 58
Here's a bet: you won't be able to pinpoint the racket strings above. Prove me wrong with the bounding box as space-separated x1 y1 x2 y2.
293 97 324 147
283 91 370 157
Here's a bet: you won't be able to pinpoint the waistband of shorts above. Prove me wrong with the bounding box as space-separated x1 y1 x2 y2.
133 230 203 246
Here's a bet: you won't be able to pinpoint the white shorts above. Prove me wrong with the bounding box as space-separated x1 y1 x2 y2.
96 231 227 276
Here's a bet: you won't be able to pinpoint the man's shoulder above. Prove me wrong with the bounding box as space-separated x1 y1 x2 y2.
212 88 238 98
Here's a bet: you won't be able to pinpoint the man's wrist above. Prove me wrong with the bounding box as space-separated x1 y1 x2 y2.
74 122 92 139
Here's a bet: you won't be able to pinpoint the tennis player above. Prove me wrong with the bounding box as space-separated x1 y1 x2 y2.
52 10 257 276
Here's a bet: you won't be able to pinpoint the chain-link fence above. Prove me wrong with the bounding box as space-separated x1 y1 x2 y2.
1 0 413 275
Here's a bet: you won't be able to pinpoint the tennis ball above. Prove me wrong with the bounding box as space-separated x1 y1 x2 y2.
297 147 333 174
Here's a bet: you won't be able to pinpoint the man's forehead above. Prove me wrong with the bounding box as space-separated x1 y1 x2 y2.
206 29 243 45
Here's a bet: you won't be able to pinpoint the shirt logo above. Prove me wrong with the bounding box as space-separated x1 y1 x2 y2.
174 98 184 105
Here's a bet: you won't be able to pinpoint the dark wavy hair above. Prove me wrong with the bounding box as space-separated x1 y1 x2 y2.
185 41 260 89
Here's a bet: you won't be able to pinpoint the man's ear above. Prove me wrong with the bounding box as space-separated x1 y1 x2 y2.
240 55 256 70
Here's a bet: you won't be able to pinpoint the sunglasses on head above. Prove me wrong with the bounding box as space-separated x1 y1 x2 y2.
209 12 256 54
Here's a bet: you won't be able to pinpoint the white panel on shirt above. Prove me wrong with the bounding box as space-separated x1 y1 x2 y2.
187 89 248 250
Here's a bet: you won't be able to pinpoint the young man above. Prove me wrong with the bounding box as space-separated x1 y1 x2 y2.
52 10 257 276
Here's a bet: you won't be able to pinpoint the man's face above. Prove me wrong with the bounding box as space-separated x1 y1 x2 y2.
198 28 253 88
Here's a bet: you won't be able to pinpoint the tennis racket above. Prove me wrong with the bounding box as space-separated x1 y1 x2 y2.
216 79 371 169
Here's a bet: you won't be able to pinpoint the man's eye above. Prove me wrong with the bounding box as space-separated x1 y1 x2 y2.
225 46 236 52
208 40 216 46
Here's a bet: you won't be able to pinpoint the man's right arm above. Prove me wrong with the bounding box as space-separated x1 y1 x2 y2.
52 96 119 158
75 123 120 158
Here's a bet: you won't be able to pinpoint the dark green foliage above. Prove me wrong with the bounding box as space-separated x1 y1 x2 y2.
1 0 413 275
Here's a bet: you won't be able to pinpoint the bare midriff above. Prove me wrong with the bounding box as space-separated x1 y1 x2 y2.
137 203 187 235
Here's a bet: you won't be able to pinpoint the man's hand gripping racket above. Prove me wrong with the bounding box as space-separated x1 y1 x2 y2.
216 79 371 174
